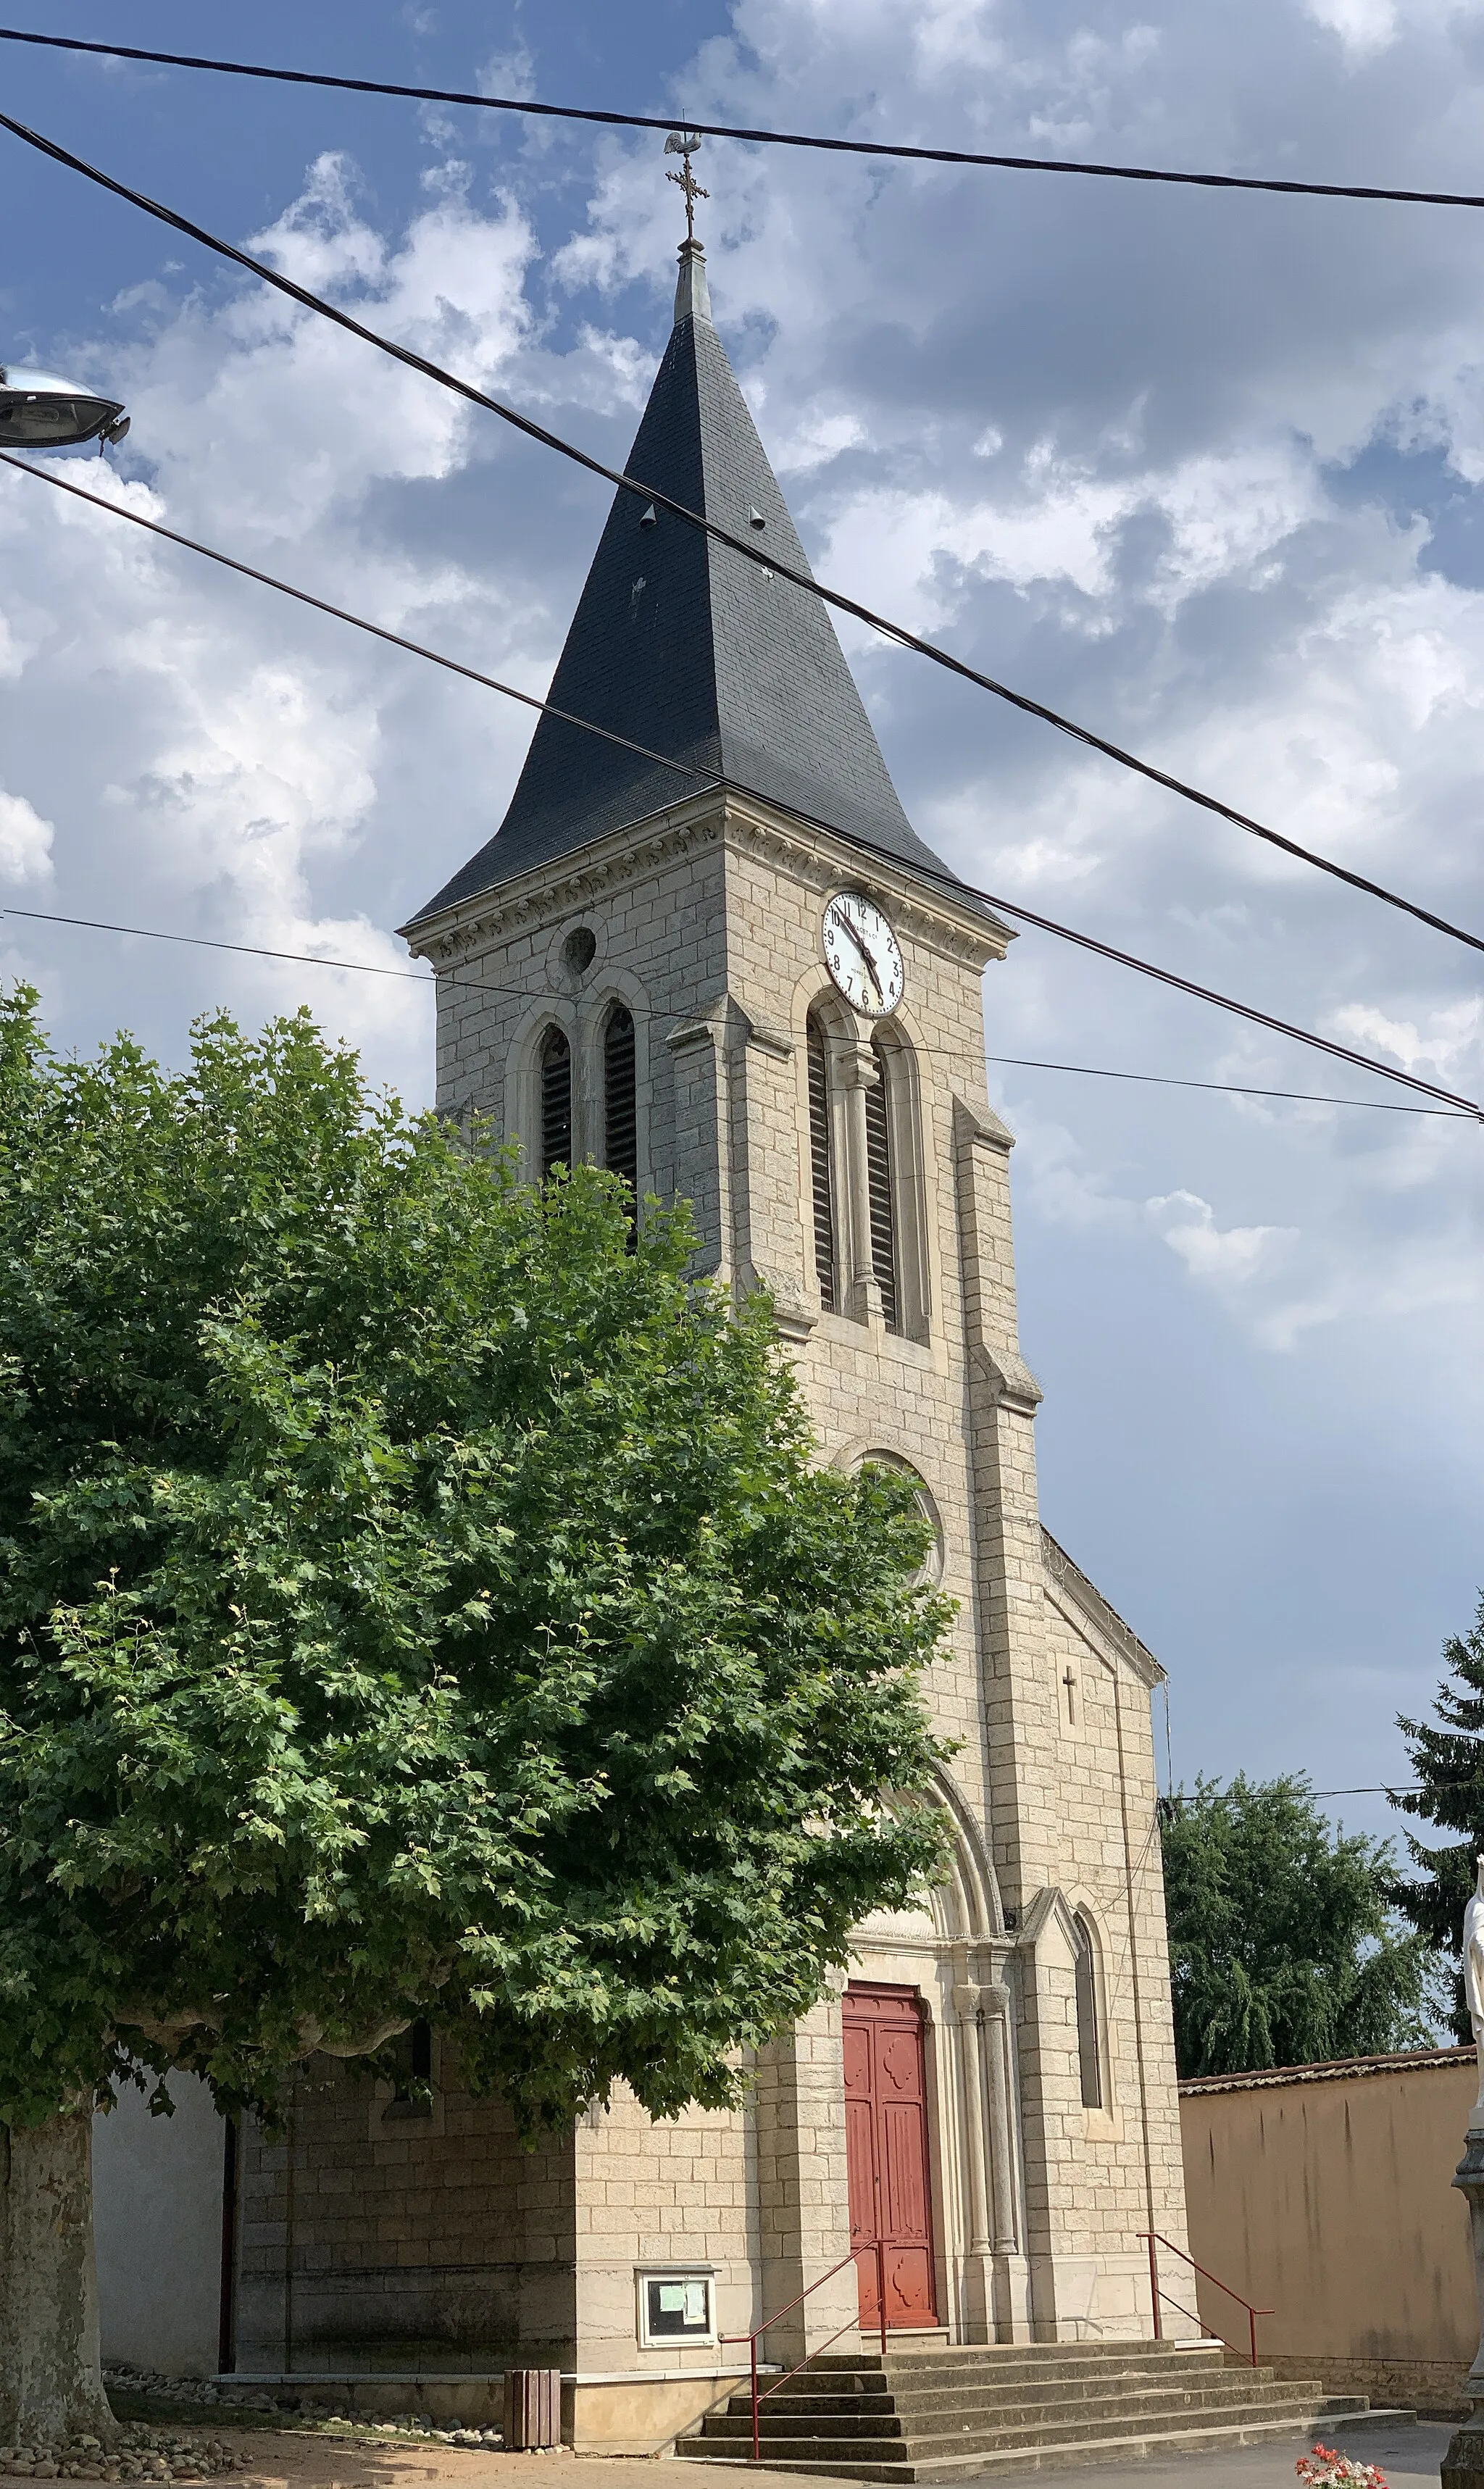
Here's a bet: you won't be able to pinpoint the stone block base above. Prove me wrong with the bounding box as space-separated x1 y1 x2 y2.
1261 2353 1470 2418
566 2372 743 2454
217 2367 749 2452
223 2379 506 2426
1443 2421 1484 2489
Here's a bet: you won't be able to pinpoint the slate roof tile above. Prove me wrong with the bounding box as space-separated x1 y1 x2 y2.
409 250 953 923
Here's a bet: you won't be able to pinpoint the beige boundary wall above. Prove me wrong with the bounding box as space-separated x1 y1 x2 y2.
1180 2046 1479 2413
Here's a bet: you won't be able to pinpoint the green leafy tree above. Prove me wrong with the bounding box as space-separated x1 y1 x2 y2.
0 991 951 2443
1393 1594 1484 2038
1160 1772 1439 2077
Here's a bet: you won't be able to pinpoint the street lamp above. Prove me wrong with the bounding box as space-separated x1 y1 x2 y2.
0 364 129 451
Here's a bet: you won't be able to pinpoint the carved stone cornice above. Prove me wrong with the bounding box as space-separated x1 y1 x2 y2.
719 799 1009 970
400 788 1010 973
402 799 727 964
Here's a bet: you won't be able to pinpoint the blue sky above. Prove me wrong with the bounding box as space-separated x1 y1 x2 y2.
1 0 1481 1859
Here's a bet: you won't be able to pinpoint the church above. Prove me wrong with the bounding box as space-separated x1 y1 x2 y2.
95 211 1205 2457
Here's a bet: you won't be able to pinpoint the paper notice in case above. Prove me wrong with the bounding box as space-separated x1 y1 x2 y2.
643 2274 712 2339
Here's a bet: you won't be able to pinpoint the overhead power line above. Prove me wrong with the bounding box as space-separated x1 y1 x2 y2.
1309 1785 1422 1797
967 899 1481 1118
0 451 718 805
4 451 1481 1123
5 25 1484 214
3 905 1472 1122
981 1053 1470 1117
1 904 428 983
4 112 1484 967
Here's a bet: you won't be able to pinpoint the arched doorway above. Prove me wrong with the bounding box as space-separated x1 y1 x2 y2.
843 1983 939 2330
845 1769 1029 2343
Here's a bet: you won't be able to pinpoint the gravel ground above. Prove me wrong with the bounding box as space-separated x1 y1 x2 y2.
1 2431 807 2489
11 2377 1441 2489
176 2444 794 2489
103 2379 503 2450
1 2424 246 2481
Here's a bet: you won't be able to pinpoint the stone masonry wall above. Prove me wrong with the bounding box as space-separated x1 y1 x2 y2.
394 787 1191 2362
234 2054 575 2372
572 2077 757 2372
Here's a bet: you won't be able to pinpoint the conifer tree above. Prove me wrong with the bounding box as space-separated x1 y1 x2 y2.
1393 1593 1484 2040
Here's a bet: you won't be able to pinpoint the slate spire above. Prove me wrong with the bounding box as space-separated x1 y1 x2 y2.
412 238 951 922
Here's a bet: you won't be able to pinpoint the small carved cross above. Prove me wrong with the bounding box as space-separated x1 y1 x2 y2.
1063 1665 1077 1725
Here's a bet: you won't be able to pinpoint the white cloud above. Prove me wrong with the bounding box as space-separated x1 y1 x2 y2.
0 791 54 886
9 0 1484 1808
1327 995 1484 1077
1304 0 1399 59
0 614 32 684
1146 1188 1296 1287
478 41 537 102
0 153 545 1089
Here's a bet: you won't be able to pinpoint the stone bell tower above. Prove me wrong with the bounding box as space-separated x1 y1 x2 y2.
393 209 1191 2423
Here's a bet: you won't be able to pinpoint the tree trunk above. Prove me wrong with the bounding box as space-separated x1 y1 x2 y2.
0 2111 117 2447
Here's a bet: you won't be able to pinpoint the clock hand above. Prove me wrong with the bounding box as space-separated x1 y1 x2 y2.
828 904 884 1002
849 921 888 996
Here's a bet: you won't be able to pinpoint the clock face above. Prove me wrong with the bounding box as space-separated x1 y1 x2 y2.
821 891 904 1017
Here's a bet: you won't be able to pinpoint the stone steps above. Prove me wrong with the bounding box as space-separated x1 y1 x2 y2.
802 2343 1227 2372
700 2391 1359 2444
680 2410 1411 2481
769 2350 1229 2396
738 2372 1293 2424
691 2386 1367 2458
674 2339 1416 2479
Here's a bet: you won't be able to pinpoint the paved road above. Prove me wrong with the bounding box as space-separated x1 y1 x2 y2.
957 2419 1453 2489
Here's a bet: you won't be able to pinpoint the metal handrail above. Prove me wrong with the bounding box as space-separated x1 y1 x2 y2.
720 2239 888 2463
1137 2228 1274 2367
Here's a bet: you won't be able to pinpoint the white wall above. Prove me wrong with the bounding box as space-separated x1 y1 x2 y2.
93 2072 225 2377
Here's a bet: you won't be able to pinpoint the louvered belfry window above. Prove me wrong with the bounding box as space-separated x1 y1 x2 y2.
539 1025 572 1179
806 1015 836 1314
604 1004 638 1196
864 1040 900 1333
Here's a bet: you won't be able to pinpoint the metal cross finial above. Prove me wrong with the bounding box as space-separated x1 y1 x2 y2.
664 128 709 243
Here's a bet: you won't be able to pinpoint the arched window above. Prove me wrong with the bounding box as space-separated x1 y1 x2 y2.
1073 1912 1103 2109
603 1004 638 1194
859 1451 945 1588
806 1012 836 1312
539 1025 572 1180
864 1038 900 1333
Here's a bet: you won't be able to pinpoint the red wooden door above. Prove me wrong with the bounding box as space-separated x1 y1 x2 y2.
842 1983 938 2330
